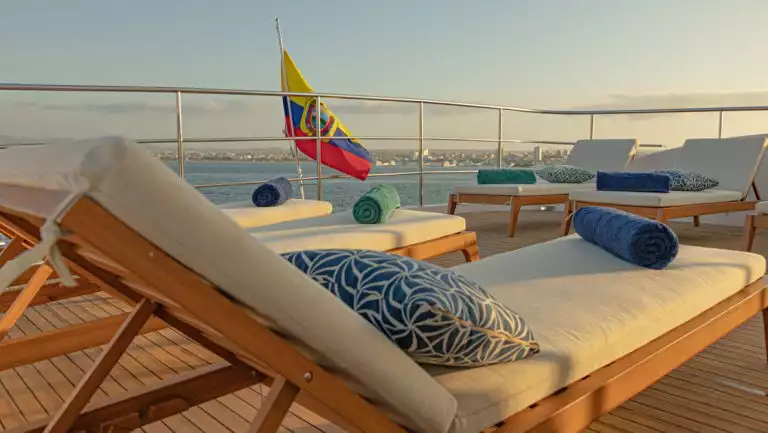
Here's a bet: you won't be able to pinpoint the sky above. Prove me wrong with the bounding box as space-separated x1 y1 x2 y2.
3 0 768 149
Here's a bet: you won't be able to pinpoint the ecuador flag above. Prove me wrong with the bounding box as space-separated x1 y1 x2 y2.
281 49 375 180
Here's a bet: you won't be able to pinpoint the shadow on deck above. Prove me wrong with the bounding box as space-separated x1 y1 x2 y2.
2 209 768 432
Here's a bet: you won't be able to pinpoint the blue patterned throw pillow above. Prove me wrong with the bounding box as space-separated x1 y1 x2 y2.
282 249 539 367
653 169 719 192
536 165 595 183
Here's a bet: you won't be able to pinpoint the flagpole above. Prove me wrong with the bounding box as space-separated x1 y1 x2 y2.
276 17 305 199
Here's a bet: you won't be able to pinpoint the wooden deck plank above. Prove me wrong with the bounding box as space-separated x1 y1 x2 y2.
4 209 768 432
607 406 694 432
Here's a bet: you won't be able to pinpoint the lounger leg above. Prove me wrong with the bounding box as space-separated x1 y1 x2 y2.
247 376 300 433
0 235 25 267
744 214 758 252
656 209 668 224
45 298 156 433
447 193 458 215
763 308 768 365
508 199 522 238
561 202 574 236
693 215 701 227
0 264 53 340
461 242 480 262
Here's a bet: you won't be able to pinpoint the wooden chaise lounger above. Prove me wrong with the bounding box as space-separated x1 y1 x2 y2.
564 136 766 234
0 143 477 361
448 139 637 237
0 137 765 433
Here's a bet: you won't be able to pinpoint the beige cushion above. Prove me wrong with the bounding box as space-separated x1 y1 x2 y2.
678 136 767 197
756 201 768 214
219 199 332 228
249 209 466 254
454 182 595 196
569 189 743 207
433 235 765 433
565 138 638 171
0 137 458 433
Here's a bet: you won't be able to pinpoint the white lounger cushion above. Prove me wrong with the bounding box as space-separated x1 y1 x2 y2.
569 189 743 207
219 199 332 228
757 201 768 214
249 209 466 253
434 235 765 433
566 138 638 171
454 182 595 196
0 138 458 433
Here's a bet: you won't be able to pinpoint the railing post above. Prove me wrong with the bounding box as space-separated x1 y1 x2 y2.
497 108 503 168
315 96 323 200
418 102 425 207
589 114 595 139
175 91 185 178
717 111 724 138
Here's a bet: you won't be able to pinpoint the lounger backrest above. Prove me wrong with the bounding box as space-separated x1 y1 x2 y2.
678 136 767 197
730 134 768 200
626 147 680 172
0 138 456 433
565 139 638 171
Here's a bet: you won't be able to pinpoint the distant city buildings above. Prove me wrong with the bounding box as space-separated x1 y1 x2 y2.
150 146 569 167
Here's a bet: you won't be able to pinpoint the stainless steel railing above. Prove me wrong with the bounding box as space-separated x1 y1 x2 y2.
0 82 761 205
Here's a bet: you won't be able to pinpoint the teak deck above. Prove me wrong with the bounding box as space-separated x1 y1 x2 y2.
3 209 768 433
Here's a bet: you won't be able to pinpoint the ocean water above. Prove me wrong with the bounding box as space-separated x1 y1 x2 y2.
169 161 478 210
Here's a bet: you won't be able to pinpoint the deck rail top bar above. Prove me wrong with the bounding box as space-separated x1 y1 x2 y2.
3 82 768 115
0 82 757 204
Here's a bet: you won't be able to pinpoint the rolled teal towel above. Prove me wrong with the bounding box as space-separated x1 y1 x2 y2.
477 169 537 184
573 207 679 270
353 185 401 224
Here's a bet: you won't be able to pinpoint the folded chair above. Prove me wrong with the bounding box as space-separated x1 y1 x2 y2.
449 139 638 237
219 198 333 228
1 137 766 433
565 136 767 235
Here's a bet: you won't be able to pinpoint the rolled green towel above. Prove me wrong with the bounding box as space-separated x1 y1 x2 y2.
353 185 401 224
477 168 537 184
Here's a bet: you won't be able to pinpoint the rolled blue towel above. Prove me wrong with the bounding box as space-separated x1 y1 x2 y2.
573 207 679 270
596 171 671 193
251 177 293 207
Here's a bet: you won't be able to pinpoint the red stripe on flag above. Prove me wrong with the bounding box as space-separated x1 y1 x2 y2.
289 126 372 180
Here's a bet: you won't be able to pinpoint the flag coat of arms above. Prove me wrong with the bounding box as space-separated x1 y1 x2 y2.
281 50 375 181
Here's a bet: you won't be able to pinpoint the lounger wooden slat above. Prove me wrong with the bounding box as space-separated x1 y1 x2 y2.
0 264 52 340
565 197 759 234
0 314 166 371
